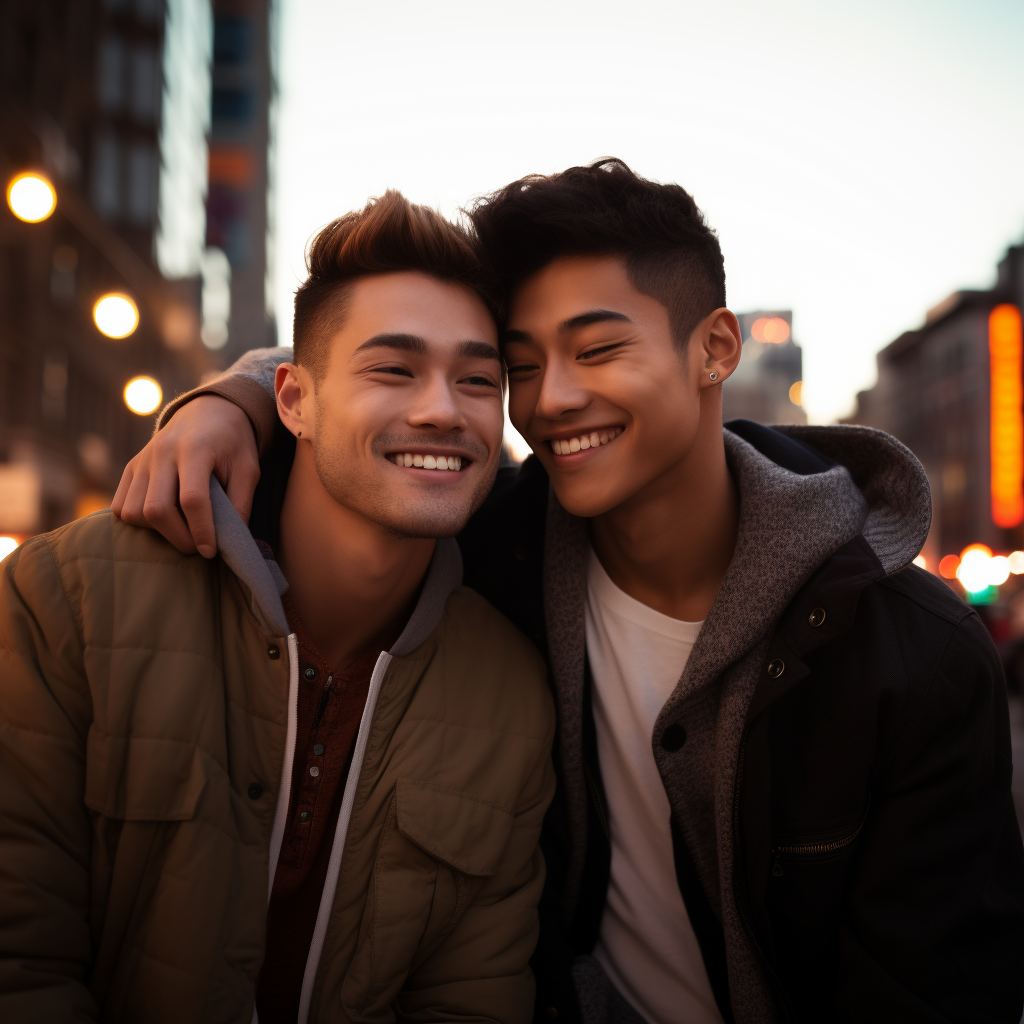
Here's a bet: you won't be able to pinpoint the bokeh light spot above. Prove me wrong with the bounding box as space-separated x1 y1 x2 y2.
124 376 162 416
7 173 56 222
94 294 139 339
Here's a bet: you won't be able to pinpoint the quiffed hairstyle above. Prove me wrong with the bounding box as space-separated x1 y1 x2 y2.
293 190 497 380
469 158 725 348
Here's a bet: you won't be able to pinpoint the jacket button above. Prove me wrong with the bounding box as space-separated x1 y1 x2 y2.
545 1009 558 1021
248 783 263 800
767 659 785 678
267 646 280 659
661 724 687 751
808 607 826 627
515 544 528 561
304 666 318 681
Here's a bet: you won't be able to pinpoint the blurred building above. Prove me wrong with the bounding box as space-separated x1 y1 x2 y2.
722 310 807 426
201 0 276 361
0 0 216 535
848 242 1024 567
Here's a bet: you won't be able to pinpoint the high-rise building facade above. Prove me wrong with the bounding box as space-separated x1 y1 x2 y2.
848 243 1024 568
722 310 807 426
201 0 275 361
0 0 213 535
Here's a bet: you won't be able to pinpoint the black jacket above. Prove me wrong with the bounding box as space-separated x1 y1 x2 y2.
458 422 1024 1024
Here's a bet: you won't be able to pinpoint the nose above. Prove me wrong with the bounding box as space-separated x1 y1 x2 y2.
406 370 467 433
533 355 590 422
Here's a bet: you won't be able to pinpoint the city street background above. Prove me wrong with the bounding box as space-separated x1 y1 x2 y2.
1 2 1023 837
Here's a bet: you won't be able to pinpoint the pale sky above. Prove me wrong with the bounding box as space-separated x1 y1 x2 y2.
271 0 1024 425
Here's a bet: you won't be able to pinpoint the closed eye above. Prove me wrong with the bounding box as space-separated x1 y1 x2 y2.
368 365 414 377
578 342 625 361
506 363 539 376
461 375 499 388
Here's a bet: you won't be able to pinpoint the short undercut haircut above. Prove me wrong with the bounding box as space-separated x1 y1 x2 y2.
293 190 497 380
469 158 726 348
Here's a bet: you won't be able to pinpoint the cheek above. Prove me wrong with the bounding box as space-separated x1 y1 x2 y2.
506 381 535 434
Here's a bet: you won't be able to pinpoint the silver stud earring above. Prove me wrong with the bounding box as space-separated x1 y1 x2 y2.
709 371 719 381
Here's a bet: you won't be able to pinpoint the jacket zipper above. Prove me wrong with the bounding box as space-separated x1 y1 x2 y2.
772 812 867 876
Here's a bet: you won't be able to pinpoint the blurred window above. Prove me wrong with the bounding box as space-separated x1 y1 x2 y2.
135 0 163 25
130 46 161 123
127 143 157 224
91 132 121 220
97 36 126 113
212 87 252 122
213 17 251 65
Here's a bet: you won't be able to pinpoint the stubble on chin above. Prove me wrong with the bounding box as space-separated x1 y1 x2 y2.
310 431 495 539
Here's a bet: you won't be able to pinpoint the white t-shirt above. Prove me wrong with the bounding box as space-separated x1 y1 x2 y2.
586 549 723 1024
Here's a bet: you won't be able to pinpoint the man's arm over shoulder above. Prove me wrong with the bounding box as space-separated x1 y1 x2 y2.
838 595 1024 1023
399 593 556 1024
157 346 289 456
0 536 99 1020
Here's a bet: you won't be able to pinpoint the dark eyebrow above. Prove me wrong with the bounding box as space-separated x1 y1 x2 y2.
457 340 501 362
352 333 427 356
502 328 532 344
559 309 632 332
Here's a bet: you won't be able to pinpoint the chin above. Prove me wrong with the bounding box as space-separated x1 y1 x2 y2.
549 479 627 519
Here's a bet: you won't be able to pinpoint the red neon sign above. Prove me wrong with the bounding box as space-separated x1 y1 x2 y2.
990 304 1024 528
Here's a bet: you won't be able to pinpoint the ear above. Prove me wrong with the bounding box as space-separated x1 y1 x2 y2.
699 308 742 387
276 362 316 440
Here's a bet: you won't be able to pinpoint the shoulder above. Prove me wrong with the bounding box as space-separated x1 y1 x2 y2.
433 585 553 736
858 567 1004 741
9 512 213 615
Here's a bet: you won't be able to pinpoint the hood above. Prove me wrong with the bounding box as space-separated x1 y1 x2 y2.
209 477 463 652
729 419 932 577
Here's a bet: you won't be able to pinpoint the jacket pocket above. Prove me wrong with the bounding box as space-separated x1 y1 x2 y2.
84 729 206 821
771 800 870 877
395 776 514 876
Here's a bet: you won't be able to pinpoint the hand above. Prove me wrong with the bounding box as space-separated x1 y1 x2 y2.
112 395 261 557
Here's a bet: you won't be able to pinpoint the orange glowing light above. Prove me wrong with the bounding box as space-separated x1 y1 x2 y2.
990 304 1024 528
938 554 960 579
751 317 791 344
961 543 993 559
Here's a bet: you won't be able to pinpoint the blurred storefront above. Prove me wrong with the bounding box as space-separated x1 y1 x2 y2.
722 310 807 426
0 0 275 542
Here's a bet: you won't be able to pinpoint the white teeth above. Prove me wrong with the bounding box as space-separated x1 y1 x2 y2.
389 453 463 471
550 427 622 456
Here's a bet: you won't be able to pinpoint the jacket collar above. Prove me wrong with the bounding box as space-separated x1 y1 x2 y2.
210 477 463 652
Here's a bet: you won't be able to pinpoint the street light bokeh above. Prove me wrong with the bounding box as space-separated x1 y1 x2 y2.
94 294 139 339
123 376 162 416
6 173 56 223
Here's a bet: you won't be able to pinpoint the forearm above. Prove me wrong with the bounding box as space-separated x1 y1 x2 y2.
156 346 292 456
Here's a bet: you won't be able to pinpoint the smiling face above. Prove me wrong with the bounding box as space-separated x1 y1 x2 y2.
504 255 738 518
277 270 504 538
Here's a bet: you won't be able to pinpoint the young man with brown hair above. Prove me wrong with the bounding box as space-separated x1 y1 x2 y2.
0 192 554 1023
110 162 1024 1023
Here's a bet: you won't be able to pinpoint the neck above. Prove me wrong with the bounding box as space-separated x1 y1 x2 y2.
589 401 738 622
277 440 436 667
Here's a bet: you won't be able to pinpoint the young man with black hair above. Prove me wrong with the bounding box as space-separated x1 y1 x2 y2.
113 162 1024 1023
0 193 554 1022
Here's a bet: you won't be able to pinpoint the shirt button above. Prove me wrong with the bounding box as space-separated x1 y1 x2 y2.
661 724 687 751
248 783 263 800
267 646 280 660
313 743 324 756
808 607 826 627
309 765 320 778
304 666 318 681
767 659 785 678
